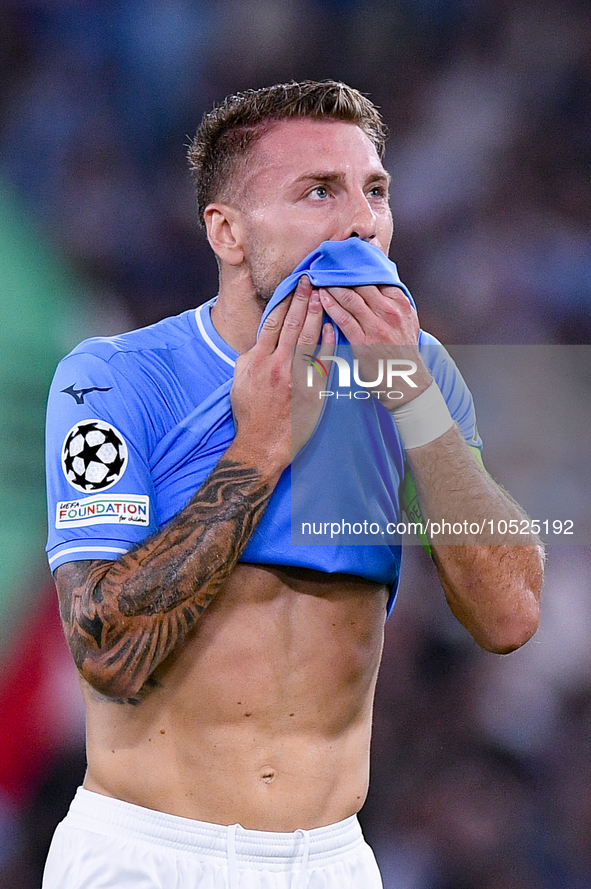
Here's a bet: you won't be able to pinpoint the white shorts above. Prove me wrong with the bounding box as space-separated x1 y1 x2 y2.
42 787 383 888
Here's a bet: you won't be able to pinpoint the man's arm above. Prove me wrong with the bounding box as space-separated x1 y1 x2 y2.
318 282 543 653
404 425 543 653
55 279 333 701
55 451 279 701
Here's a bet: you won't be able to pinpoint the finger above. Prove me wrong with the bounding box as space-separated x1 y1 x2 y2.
324 284 421 345
326 285 382 332
318 287 365 341
312 321 335 365
355 284 420 342
256 293 294 354
296 288 325 347
327 284 411 318
354 284 407 303
353 284 414 319
292 295 335 385
321 320 335 351
277 275 314 348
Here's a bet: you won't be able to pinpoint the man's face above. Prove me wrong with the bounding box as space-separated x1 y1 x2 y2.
234 118 394 302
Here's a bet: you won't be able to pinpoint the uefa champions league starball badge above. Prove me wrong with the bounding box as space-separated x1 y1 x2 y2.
61 420 128 493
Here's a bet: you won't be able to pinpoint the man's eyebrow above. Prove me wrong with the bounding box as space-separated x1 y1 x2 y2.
367 170 392 186
293 172 347 185
293 170 391 186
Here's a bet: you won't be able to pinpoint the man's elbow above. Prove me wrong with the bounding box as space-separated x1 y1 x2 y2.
478 546 544 653
70 637 148 702
445 542 544 654
78 663 148 703
478 594 541 654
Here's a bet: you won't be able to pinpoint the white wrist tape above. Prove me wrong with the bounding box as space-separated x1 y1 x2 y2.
390 379 454 449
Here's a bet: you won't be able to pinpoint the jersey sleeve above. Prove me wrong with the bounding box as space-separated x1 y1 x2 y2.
418 330 483 452
45 347 161 572
399 332 485 554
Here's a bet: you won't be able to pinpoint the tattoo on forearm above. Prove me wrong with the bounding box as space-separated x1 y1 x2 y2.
58 459 274 698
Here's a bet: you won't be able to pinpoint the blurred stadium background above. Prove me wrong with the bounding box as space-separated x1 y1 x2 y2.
0 1 590 886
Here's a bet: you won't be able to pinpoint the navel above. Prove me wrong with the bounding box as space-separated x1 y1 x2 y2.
259 768 276 784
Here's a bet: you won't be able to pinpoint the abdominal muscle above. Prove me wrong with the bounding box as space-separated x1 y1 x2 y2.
83 562 389 831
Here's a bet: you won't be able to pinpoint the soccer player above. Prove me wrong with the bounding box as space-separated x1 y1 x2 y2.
43 81 544 888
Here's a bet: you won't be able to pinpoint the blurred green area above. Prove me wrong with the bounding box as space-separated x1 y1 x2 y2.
0 181 90 650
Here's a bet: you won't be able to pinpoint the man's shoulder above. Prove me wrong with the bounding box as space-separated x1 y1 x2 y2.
49 299 232 422
66 308 201 366
418 328 441 347
418 328 482 449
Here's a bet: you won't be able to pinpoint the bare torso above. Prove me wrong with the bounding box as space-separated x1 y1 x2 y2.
83 562 389 831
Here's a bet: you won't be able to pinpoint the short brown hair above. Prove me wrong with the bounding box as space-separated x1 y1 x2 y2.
187 80 388 226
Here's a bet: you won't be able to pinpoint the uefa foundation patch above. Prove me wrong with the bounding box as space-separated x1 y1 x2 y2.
56 494 150 528
61 419 128 493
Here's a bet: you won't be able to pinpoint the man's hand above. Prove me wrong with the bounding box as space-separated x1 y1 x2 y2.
318 284 432 404
231 276 334 469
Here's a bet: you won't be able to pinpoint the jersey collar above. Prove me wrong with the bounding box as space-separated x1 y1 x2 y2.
194 298 237 368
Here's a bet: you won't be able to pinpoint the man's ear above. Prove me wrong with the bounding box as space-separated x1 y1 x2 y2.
204 203 245 267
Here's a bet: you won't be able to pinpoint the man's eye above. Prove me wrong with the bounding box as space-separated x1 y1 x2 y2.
368 185 387 198
310 186 329 199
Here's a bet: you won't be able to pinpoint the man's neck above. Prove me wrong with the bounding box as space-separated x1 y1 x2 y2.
210 272 264 355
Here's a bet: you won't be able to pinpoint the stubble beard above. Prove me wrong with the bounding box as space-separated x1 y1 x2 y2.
244 235 293 307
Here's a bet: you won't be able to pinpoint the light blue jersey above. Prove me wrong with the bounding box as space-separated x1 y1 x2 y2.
46 240 482 615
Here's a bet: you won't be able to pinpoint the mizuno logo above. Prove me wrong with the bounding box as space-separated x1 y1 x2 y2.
61 384 112 404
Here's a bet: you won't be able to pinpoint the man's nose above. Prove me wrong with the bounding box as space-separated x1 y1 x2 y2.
346 193 377 241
